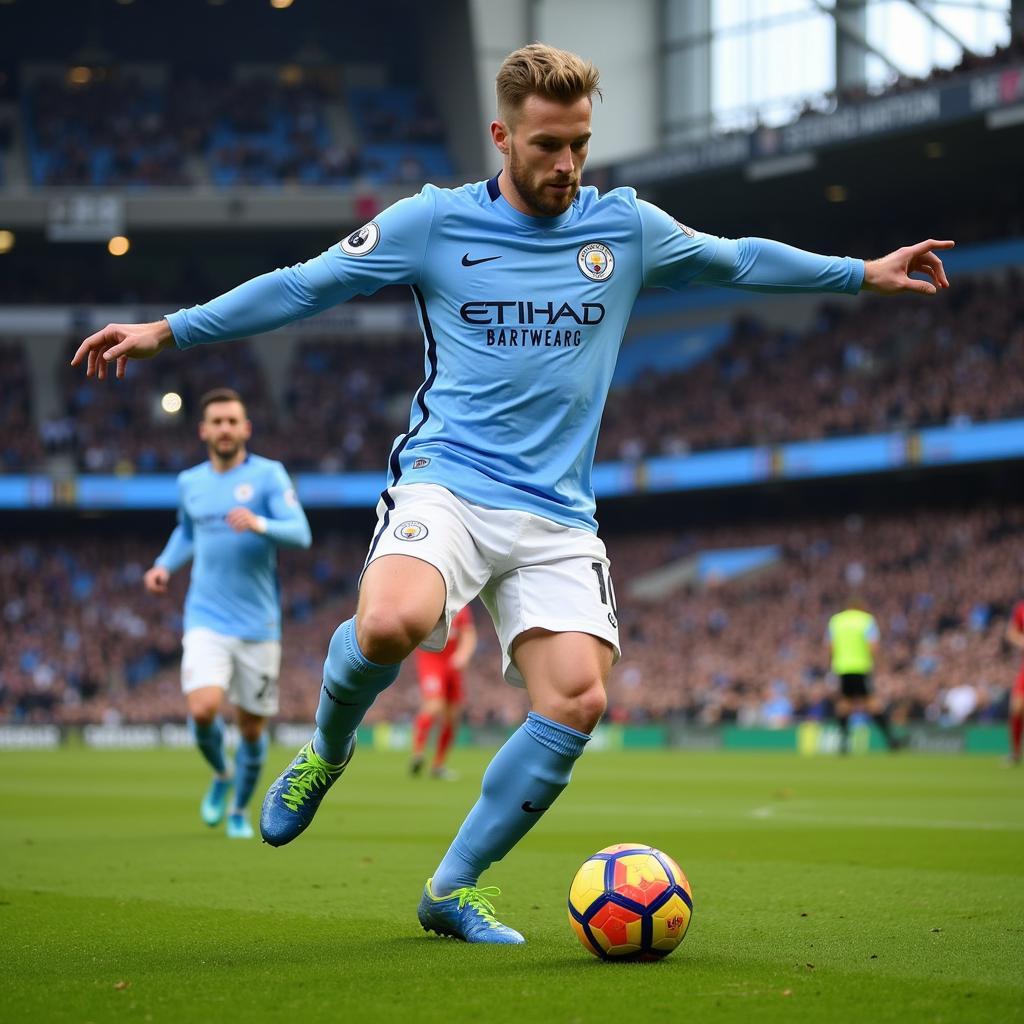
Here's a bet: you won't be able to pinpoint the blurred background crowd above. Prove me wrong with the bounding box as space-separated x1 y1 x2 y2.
3 499 1020 728
2 0 1023 734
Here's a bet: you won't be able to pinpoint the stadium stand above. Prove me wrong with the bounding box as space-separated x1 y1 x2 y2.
53 338 273 473
2 502 1020 729
597 270 1024 460
7 263 1018 474
21 65 454 188
0 342 41 471
3 31 1023 738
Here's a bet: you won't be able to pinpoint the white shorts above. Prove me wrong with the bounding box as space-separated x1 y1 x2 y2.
362 483 620 687
181 627 281 717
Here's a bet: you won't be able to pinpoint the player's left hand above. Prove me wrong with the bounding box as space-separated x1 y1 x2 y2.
226 507 266 534
862 239 954 295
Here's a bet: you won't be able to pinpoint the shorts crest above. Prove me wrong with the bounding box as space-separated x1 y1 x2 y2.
394 520 428 541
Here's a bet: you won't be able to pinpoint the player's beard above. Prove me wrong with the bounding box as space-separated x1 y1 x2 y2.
508 144 578 217
210 438 242 464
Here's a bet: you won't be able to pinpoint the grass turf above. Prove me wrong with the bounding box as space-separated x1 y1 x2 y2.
2 745 1023 1023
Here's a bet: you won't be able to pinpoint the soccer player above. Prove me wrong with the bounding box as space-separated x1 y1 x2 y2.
410 604 476 779
73 44 953 942
1006 598 1024 765
144 388 311 838
826 598 900 753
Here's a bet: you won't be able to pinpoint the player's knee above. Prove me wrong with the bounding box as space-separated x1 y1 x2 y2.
541 678 606 734
189 701 220 727
238 720 264 743
356 605 432 663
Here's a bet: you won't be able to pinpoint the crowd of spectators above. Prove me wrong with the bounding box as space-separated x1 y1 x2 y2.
18 30 1024 188
45 337 274 473
2 501 1020 730
602 502 1022 729
597 271 1024 460
23 68 452 188
27 73 192 187
0 530 362 727
274 338 425 472
0 343 42 472
10 266 1019 475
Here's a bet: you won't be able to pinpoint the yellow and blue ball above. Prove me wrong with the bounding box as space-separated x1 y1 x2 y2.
567 843 693 961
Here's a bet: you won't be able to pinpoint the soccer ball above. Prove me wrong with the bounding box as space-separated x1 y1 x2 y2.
567 843 693 961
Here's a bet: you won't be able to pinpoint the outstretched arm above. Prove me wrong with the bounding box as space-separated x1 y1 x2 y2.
71 188 437 380
638 199 953 297
71 257 351 381
694 236 953 296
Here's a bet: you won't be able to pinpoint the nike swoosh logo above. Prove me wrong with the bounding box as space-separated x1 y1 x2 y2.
462 253 502 267
322 684 360 707
521 801 549 814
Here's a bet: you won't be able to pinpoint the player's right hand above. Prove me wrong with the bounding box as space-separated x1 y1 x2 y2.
144 566 170 594
71 319 176 380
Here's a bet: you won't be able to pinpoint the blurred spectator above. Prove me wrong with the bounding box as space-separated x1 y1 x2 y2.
0 343 43 470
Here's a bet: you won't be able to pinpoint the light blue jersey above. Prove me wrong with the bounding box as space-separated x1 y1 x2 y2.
155 454 312 641
167 176 863 531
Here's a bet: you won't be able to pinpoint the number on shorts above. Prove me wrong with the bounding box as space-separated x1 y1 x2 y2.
590 561 618 614
256 675 278 702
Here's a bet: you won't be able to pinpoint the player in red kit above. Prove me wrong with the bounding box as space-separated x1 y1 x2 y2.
411 605 477 779
1006 599 1024 765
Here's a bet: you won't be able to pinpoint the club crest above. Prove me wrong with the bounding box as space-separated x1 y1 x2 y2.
577 242 614 281
394 521 428 541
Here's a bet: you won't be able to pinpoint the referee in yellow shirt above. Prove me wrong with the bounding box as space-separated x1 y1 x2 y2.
827 598 901 753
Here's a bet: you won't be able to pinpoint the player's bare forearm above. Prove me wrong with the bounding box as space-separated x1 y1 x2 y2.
862 239 954 296
71 319 175 381
1007 626 1024 650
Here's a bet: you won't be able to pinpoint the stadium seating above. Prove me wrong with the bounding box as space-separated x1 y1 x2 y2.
21 68 455 188
2 503 1018 728
18 266 1019 475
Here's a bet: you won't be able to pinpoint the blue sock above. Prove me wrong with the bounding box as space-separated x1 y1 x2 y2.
313 618 400 764
232 733 268 813
191 716 227 776
432 712 590 896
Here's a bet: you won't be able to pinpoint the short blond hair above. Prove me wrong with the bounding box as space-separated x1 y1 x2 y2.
496 43 601 124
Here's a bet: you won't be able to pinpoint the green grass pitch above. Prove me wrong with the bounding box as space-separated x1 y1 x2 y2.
3 745 1023 1023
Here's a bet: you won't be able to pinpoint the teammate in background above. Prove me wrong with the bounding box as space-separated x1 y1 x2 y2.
73 44 952 943
144 388 311 838
1005 598 1024 765
827 598 901 753
411 604 476 779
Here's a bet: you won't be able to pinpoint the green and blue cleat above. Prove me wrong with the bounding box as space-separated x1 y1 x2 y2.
200 777 232 827
226 813 254 839
417 880 525 944
259 740 352 847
